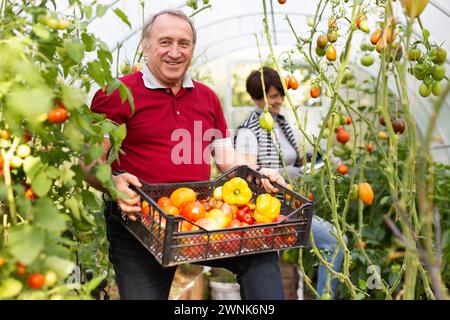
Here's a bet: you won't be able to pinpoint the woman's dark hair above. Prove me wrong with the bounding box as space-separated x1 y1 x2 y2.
246 66 284 100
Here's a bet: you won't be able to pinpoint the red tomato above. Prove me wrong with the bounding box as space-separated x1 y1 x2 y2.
157 196 172 208
289 76 299 90
241 213 254 225
48 107 69 124
181 201 206 222
346 115 352 125
236 205 250 222
337 164 349 175
272 215 288 223
310 86 320 98
336 130 350 144
28 273 46 289
228 219 243 228
25 188 37 200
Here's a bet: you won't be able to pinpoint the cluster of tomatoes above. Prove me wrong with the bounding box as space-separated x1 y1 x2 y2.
0 259 59 291
141 185 287 233
315 17 339 62
0 129 37 200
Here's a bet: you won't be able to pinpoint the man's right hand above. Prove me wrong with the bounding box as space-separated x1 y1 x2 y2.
112 173 143 221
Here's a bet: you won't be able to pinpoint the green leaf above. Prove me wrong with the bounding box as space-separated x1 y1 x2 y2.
89 144 104 161
107 78 122 95
87 61 105 88
6 86 53 120
31 170 52 197
32 24 50 40
116 123 127 142
9 225 45 265
0 278 23 299
81 32 96 52
113 8 131 28
34 198 66 233
59 161 76 185
359 279 367 290
84 5 92 20
23 156 43 181
61 84 86 110
43 256 75 278
64 39 85 63
96 4 107 17
86 275 106 293
95 164 112 183
81 190 100 208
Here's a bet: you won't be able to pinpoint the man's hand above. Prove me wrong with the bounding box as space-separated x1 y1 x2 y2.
258 167 286 193
112 173 143 221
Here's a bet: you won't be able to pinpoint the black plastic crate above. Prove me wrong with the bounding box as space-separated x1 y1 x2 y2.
111 165 314 267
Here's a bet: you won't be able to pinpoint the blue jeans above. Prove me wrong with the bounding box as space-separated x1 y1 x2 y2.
103 201 285 300
311 215 348 297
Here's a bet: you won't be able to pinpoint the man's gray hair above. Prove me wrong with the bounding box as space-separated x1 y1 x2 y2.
141 9 197 49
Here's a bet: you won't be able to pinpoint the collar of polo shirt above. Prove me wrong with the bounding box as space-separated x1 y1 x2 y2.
141 63 195 90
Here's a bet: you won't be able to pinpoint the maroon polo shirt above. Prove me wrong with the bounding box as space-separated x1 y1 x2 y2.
90 71 229 183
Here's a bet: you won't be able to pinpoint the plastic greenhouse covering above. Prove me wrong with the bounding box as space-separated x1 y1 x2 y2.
75 0 450 163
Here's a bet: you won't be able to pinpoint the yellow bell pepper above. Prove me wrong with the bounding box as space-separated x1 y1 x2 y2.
222 177 253 205
253 194 281 223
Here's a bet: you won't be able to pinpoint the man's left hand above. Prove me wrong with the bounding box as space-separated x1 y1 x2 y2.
258 168 286 193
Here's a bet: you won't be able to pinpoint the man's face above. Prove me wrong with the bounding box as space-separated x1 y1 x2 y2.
143 14 194 87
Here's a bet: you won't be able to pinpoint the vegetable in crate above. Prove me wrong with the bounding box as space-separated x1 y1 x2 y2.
222 177 253 205
253 194 281 223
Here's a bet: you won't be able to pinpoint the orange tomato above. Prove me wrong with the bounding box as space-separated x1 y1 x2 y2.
191 217 221 231
170 187 196 208
358 183 374 205
157 196 172 208
181 201 206 221
310 86 320 98
218 203 234 226
164 205 180 216
337 164 349 175
371 29 382 45
48 107 69 123
25 188 37 200
0 129 11 140
206 209 229 228
141 200 150 216
326 45 337 61
367 143 374 152
288 76 299 90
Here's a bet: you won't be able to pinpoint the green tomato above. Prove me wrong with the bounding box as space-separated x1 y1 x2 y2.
414 63 428 80
46 17 59 30
360 54 375 67
259 111 274 131
359 19 370 33
57 19 69 30
307 17 315 27
419 82 432 97
346 79 356 88
432 65 446 81
45 271 58 287
430 47 447 65
408 47 421 61
315 45 326 57
327 30 338 43
11 155 23 168
432 81 442 96
16 144 31 158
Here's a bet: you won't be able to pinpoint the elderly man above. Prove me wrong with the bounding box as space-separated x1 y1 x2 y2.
82 9 286 300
